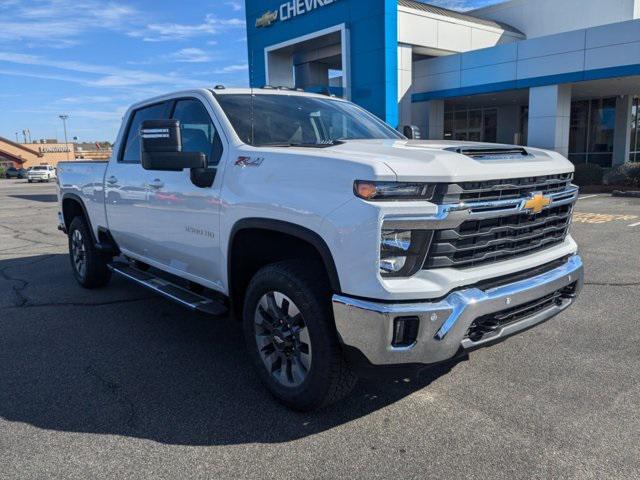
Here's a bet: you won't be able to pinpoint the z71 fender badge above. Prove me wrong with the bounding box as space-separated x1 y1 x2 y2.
235 156 264 168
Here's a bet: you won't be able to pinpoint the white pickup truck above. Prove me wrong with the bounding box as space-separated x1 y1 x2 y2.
28 164 57 183
57 88 583 410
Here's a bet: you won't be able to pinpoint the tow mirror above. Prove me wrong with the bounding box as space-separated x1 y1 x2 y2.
140 119 206 171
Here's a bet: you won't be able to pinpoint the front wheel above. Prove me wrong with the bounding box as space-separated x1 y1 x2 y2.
243 261 356 411
68 216 112 288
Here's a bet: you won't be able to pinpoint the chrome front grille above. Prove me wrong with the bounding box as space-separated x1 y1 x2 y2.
435 173 573 204
423 203 573 269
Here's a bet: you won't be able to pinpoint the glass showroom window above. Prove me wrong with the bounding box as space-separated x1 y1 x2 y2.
568 97 616 167
444 106 498 143
629 96 640 163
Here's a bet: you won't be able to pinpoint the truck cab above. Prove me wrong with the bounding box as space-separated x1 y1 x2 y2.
57 88 583 410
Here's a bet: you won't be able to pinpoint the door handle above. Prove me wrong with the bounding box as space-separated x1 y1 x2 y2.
106 176 118 185
147 179 164 189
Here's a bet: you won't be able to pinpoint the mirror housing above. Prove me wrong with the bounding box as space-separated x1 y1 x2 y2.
140 119 206 171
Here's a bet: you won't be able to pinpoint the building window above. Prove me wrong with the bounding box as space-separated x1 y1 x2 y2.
568 97 616 167
444 106 498 143
630 96 640 163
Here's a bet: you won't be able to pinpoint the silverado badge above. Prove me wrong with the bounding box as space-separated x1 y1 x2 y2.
256 10 278 28
523 192 552 214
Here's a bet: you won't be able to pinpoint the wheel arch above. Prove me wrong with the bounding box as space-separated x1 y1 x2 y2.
227 218 342 317
61 194 97 243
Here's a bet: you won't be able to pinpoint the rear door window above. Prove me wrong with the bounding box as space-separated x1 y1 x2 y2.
121 102 170 163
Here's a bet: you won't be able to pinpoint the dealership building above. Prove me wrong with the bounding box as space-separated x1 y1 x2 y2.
245 0 640 166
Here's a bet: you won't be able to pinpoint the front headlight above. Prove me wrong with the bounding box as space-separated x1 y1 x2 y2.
380 229 433 277
354 181 435 201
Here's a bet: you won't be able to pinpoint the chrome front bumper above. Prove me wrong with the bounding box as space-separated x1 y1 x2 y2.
333 255 583 366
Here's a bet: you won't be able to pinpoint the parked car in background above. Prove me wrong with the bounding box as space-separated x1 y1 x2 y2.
27 165 57 183
5 167 27 179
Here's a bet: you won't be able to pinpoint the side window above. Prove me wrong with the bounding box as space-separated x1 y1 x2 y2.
121 102 169 163
172 99 223 166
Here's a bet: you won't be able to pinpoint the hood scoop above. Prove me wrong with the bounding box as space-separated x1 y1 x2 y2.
445 146 532 160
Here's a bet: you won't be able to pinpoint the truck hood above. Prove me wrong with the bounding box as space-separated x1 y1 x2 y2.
325 139 574 182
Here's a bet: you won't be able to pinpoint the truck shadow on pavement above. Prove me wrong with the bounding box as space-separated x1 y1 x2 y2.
0 254 465 446
8 194 59 203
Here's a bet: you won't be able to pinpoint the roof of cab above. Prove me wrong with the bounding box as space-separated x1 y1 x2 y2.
210 87 339 98
126 87 344 113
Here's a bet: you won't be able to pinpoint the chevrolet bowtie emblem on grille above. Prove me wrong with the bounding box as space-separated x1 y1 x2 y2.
523 192 552 214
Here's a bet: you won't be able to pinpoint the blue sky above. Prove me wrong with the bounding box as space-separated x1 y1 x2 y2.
0 0 500 142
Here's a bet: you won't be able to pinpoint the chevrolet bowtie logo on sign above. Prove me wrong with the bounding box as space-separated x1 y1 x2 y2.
256 0 339 27
256 10 278 28
523 193 552 214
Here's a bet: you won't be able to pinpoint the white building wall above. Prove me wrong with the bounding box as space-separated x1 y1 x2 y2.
472 0 639 38
412 19 640 96
398 43 413 128
397 6 523 51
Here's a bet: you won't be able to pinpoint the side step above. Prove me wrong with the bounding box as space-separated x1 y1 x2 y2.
108 262 228 317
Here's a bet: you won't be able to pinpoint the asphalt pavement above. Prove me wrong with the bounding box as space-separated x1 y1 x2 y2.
0 179 638 479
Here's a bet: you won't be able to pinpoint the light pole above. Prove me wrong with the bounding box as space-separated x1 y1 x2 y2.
59 115 70 160
14 132 19 143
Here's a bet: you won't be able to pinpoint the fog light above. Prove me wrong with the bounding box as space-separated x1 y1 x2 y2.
392 316 419 347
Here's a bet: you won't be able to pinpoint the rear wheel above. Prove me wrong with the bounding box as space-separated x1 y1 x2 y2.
68 216 112 288
243 260 356 411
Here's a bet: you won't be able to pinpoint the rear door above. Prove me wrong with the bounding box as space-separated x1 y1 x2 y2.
105 101 171 258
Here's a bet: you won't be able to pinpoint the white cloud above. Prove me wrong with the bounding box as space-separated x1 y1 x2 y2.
133 14 245 42
169 48 212 63
57 95 124 104
215 64 248 74
0 0 142 44
225 1 243 12
0 51 207 88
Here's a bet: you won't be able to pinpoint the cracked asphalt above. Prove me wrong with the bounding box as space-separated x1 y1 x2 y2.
0 180 639 479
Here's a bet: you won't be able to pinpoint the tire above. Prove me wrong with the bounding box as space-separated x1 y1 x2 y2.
243 260 356 411
27 180 32 183
68 216 112 289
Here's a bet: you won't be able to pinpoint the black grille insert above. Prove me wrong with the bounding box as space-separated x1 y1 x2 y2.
424 203 573 269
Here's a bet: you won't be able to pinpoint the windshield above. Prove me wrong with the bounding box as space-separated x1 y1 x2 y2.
215 94 403 147
33 166 47 170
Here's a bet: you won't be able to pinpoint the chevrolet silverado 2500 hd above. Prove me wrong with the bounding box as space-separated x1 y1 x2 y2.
56 88 583 410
